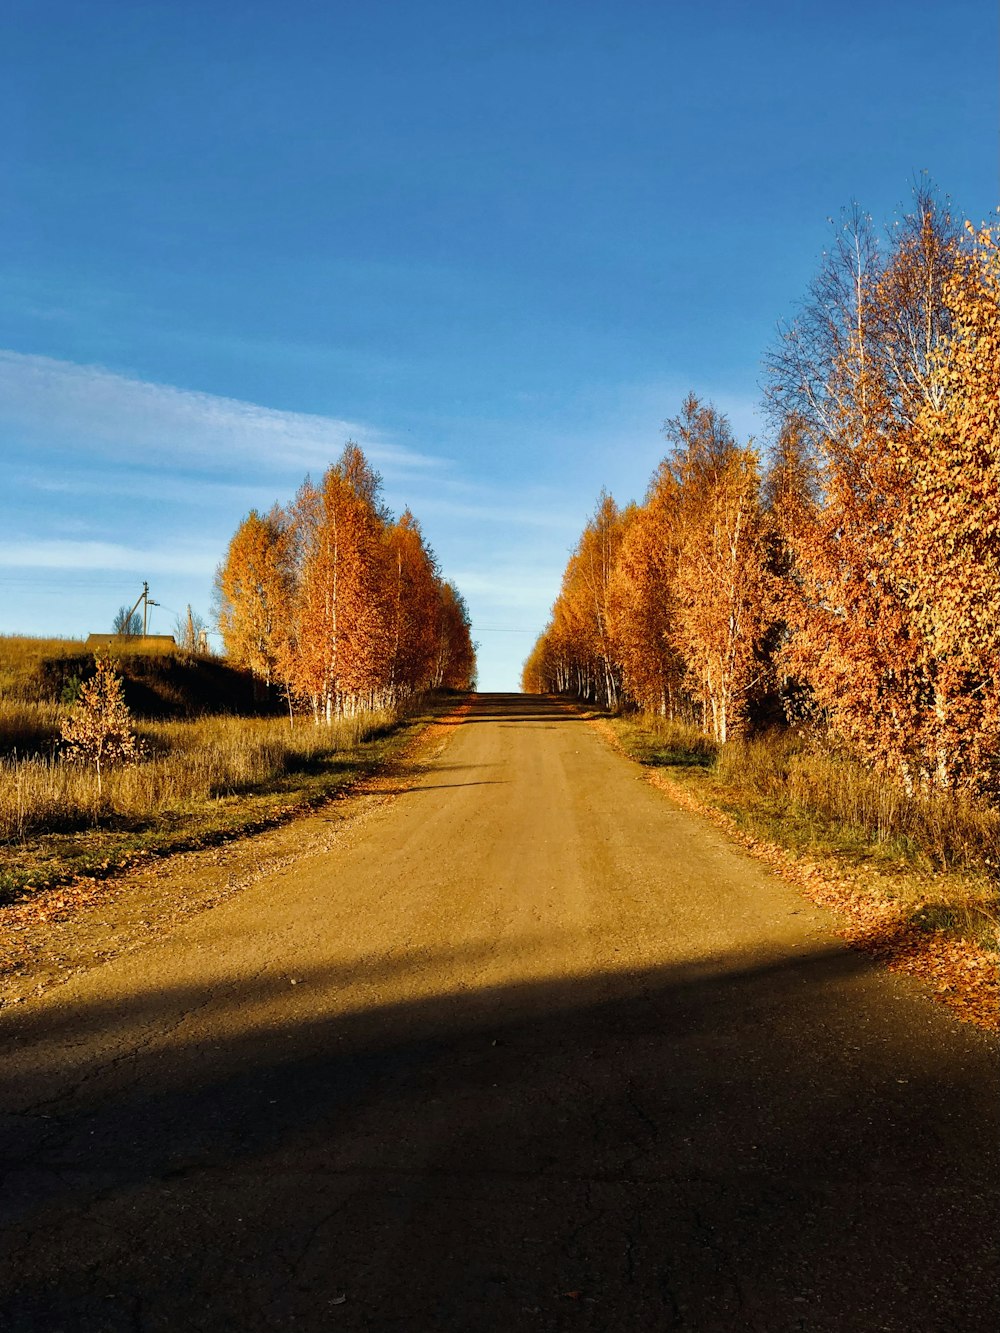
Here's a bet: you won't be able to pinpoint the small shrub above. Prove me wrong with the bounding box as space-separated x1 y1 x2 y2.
60 657 140 796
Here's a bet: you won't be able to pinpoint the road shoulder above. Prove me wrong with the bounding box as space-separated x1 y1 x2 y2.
0 702 470 1010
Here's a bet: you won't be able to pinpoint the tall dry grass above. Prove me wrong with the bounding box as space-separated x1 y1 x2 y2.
623 715 720 769
0 635 86 699
621 714 1000 874
0 709 398 842
715 733 1000 873
0 699 64 756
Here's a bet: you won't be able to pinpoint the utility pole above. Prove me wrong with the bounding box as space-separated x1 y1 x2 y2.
144 584 159 635
125 581 160 637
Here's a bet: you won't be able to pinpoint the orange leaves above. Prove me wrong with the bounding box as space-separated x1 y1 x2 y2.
292 454 394 713
529 494 631 707
216 446 475 720
607 479 684 716
666 400 772 742
386 511 442 698
529 192 998 801
905 227 1000 661
434 582 476 691
770 204 1000 793
60 656 141 795
525 398 773 739
215 507 294 686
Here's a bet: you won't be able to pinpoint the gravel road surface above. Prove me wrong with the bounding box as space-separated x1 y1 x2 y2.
1 693 997 1330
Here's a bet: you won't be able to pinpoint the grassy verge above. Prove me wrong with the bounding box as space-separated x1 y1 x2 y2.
0 693 462 906
609 714 999 950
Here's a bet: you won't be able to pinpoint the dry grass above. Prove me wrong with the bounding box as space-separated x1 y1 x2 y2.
0 635 86 699
0 637 431 903
0 710 397 842
618 715 719 770
0 703 419 903
715 733 1000 873
0 698 64 757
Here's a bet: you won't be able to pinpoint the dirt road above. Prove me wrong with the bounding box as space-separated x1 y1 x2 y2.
1 694 997 1330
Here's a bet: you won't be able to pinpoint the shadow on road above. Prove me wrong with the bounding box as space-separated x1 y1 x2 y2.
453 693 589 725
2 938 997 1331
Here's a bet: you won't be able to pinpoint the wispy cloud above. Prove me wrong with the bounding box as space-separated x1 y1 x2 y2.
0 351 439 477
0 539 219 578
18 466 268 512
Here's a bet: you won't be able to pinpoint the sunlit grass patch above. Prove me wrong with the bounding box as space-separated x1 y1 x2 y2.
615 715 718 769
0 700 439 905
0 635 87 699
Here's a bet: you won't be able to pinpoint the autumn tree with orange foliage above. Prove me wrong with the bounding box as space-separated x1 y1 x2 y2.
537 494 632 708
522 612 576 698
765 187 999 790
526 181 998 800
385 511 442 700
526 398 772 739
290 448 394 720
893 225 1000 789
215 507 294 687
606 464 685 717
666 397 772 742
433 582 477 691
216 444 475 720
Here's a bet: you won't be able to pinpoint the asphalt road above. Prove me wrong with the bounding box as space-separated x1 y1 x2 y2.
1 693 997 1331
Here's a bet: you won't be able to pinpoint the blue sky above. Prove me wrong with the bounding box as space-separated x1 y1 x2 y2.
1 0 996 689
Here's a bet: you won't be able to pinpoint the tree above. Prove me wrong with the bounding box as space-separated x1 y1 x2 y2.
666 396 772 742
765 184 959 456
765 201 881 450
290 446 393 720
60 657 140 796
433 582 476 691
607 465 685 717
891 225 1000 790
216 442 477 722
764 187 972 786
215 507 294 685
546 493 632 708
385 511 441 700
175 605 210 653
112 605 141 637
525 399 772 733
522 614 575 696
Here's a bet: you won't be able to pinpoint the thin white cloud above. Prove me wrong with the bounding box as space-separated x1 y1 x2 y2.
0 539 218 578
20 467 269 512
0 350 440 476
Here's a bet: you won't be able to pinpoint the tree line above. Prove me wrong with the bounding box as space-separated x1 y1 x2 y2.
524 187 999 796
216 444 476 720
